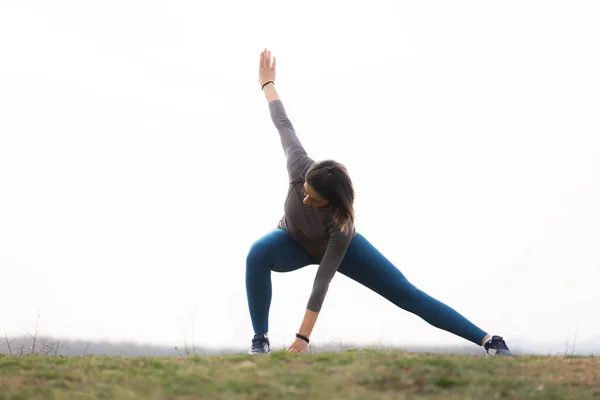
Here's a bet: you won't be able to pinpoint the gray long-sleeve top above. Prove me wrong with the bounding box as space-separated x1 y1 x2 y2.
269 99 357 312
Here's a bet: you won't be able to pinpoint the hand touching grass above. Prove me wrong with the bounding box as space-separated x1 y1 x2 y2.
286 336 309 353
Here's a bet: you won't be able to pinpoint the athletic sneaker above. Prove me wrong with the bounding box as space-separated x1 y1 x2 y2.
484 335 513 356
248 334 270 354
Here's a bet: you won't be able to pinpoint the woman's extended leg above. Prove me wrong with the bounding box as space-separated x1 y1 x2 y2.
337 233 488 345
245 228 313 335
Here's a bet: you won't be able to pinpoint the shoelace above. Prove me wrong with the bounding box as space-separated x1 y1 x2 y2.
252 337 268 348
491 337 509 349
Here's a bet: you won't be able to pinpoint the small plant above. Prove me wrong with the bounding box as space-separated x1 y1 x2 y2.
565 317 580 356
3 311 68 356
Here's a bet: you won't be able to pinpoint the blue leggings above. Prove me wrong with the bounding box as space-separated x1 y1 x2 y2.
245 228 488 346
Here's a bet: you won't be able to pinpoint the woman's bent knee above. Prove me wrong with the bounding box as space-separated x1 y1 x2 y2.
246 240 273 268
246 230 285 269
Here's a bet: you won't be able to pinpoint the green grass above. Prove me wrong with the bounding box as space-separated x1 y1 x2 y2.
1 350 599 399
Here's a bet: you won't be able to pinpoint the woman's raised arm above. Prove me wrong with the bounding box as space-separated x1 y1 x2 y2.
258 49 313 182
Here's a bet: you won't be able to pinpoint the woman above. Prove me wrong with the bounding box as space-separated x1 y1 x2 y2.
246 49 513 356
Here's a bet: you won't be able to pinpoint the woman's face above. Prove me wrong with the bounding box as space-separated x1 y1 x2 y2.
303 182 330 208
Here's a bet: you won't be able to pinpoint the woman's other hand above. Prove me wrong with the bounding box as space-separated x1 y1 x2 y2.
286 336 309 353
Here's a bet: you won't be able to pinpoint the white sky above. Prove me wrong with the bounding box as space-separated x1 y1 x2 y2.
1 1 599 354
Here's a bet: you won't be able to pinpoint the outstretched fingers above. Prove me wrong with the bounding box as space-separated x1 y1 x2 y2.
258 48 276 85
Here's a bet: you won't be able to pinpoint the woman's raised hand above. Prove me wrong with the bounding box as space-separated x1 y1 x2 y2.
258 49 276 87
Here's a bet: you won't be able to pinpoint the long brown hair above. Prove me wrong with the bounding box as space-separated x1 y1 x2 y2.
306 160 355 234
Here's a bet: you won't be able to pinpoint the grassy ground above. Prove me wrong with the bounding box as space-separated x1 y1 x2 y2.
1 350 599 399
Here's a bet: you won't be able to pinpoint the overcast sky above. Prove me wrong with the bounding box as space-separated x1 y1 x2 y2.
1 1 599 354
